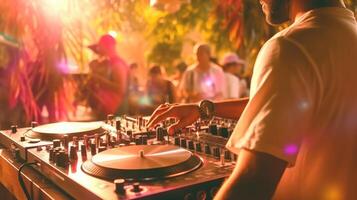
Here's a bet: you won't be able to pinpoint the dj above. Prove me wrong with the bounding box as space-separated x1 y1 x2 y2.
148 0 357 199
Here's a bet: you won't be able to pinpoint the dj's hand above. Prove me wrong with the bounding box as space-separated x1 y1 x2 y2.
147 103 200 135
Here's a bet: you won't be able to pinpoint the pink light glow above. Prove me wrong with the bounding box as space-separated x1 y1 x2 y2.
284 144 298 155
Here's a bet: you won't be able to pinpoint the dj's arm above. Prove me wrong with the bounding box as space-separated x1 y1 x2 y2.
213 97 249 120
214 149 287 200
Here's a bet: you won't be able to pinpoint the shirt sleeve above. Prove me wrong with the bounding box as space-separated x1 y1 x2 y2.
226 36 316 166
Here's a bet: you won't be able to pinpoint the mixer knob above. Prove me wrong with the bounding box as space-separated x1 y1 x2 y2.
188 140 194 150
132 182 142 193
174 137 180 146
20 136 26 142
233 154 238 162
218 127 229 138
119 143 125 147
31 121 38 128
49 148 54 162
36 146 42 151
63 135 69 150
114 179 126 194
224 150 232 161
135 137 142 145
195 143 202 152
129 142 136 146
11 125 17 133
208 124 218 135
70 145 78 160
53 139 61 148
213 147 220 159
95 134 100 148
107 114 114 124
156 127 165 141
72 136 79 148
98 146 107 153
126 130 133 141
80 144 87 158
142 135 148 145
83 135 89 149
57 150 69 167
115 120 121 131
90 143 97 155
180 138 187 148
204 144 211 155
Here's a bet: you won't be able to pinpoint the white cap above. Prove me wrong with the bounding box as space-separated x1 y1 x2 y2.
222 53 246 66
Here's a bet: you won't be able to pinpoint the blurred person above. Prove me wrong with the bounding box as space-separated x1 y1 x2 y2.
127 62 142 115
171 61 188 88
179 44 226 103
221 53 248 98
142 65 175 114
147 0 357 199
87 34 129 119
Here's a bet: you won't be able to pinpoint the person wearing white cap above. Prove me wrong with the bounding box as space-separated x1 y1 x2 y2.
221 53 248 99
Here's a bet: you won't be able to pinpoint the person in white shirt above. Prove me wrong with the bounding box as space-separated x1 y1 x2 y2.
179 44 226 103
148 0 357 199
221 53 248 99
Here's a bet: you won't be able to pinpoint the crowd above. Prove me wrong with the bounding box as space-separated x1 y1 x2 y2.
0 33 251 128
78 34 251 119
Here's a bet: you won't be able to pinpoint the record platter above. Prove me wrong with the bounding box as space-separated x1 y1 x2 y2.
82 145 202 181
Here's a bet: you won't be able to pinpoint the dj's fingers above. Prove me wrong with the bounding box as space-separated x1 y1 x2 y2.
167 116 195 135
147 107 175 128
148 104 171 125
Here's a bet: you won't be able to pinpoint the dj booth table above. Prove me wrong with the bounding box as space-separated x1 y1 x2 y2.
0 146 71 200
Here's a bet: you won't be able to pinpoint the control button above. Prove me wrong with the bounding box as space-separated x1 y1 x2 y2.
31 121 38 128
218 127 229 138
210 187 219 198
63 135 69 150
36 146 42 151
180 138 187 148
196 190 207 200
107 114 114 123
20 136 26 142
70 145 78 160
98 146 107 153
188 140 194 150
204 144 211 155
114 179 125 194
224 150 232 161
29 138 40 143
80 144 87 158
208 124 218 135
213 147 220 159
132 182 142 193
129 142 136 146
90 143 96 156
11 125 17 133
195 143 202 152
119 143 125 147
53 139 61 148
49 148 54 162
174 137 180 146
183 193 194 200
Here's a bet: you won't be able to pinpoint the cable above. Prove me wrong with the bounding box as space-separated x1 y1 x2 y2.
18 162 37 200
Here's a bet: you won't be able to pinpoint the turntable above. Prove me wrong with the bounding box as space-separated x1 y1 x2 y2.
26 121 106 140
82 145 202 181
